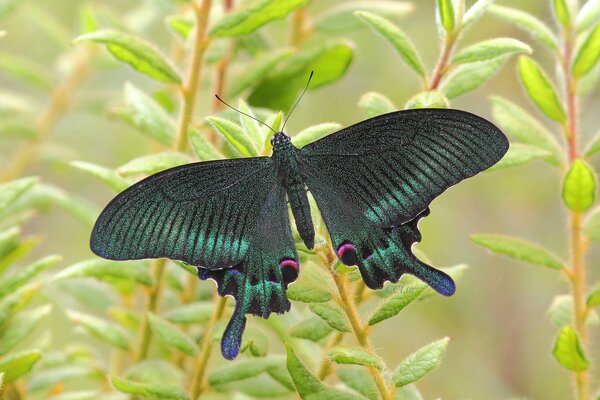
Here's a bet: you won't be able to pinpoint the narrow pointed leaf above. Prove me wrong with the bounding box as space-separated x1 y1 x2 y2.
74 30 181 83
587 285 600 307
369 284 426 325
573 24 600 77
462 0 494 28
355 11 424 77
452 38 531 64
489 5 558 49
0 305 51 355
328 346 385 370
206 116 258 157
117 152 191 176
238 99 264 148
576 0 600 31
337 369 378 400
470 234 565 269
436 0 455 32
289 316 333 341
227 48 294 97
440 56 506 99
309 302 351 332
562 159 596 212
286 282 332 303
585 129 600 156
210 0 308 37
490 96 562 163
518 56 566 122
553 0 572 27
0 350 41 383
487 143 553 171
164 302 214 324
553 326 589 371
66 310 131 350
209 357 283 385
147 312 199 356
359 92 396 118
54 259 152 287
0 53 52 90
70 161 129 192
111 376 190 400
189 126 224 161
405 91 449 109
0 177 38 214
392 337 450 387
584 206 600 240
292 123 342 148
0 255 60 298
315 1 414 33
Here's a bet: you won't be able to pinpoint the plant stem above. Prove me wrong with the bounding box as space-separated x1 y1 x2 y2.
189 295 227 399
0 48 90 182
428 32 457 90
562 23 589 400
331 272 394 400
289 8 308 46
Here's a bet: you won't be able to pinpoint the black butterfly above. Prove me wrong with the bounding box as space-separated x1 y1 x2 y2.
91 107 508 359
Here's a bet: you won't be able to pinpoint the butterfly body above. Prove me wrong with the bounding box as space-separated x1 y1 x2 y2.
91 108 509 359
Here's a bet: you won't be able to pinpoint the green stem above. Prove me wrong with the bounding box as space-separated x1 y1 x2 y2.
189 295 227 399
428 30 458 90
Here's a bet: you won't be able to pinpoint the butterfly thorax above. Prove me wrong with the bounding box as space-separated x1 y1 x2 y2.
271 132 315 249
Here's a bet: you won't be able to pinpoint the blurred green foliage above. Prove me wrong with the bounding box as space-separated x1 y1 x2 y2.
0 0 599 399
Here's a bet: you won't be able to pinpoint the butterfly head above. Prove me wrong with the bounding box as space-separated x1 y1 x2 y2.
270 131 292 150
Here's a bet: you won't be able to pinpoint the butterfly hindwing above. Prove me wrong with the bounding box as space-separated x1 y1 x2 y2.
197 182 298 359
90 157 277 270
300 109 507 292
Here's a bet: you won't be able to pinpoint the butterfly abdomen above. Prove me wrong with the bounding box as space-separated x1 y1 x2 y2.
287 182 315 249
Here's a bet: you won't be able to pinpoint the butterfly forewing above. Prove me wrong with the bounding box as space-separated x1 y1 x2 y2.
90 157 277 270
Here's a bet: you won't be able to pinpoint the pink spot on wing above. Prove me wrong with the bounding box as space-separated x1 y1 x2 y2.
337 243 355 258
279 259 299 270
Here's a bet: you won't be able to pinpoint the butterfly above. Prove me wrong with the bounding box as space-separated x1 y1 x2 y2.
90 105 508 360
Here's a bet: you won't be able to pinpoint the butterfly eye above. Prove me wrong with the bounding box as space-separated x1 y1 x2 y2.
337 242 358 266
279 258 299 283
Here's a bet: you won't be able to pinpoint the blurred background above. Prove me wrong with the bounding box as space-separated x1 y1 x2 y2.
1 0 599 399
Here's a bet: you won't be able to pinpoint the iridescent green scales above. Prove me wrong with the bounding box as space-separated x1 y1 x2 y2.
91 108 508 360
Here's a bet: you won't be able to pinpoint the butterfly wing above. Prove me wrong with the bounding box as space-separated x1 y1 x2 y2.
300 109 508 291
197 182 298 359
91 157 277 270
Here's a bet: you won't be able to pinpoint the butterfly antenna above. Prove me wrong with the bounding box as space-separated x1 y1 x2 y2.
282 70 313 133
214 94 277 135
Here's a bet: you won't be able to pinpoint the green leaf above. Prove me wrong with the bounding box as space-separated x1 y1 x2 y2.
562 159 597 211
206 116 258 157
111 375 190 400
328 346 385 370
487 143 553 171
209 357 282 385
585 129 600 157
355 11 425 77
552 326 589 371
369 284 426 325
147 312 199 356
0 120 35 139
66 310 131 350
165 15 194 40
117 152 191 176
0 255 60 298
518 56 566 122
292 123 342 148
576 0 600 31
0 91 32 116
28 365 104 392
188 126 224 161
249 41 354 111
238 99 265 149
470 234 565 269
405 91 449 109
70 161 129 192
462 0 494 28
0 0 21 20
337 369 378 400
126 360 185 387
392 337 449 387
315 1 414 34
241 326 269 357
547 295 599 327
210 0 308 37
54 259 152 287
0 305 51 355
0 177 38 214
587 285 600 307
436 0 455 32
285 343 364 400
490 96 562 164
452 38 531 64
358 92 396 118
0 284 41 327
164 302 214 324
120 83 176 146
227 48 294 97
0 350 41 383
309 302 351 332
289 316 333 341
440 56 506 99
74 29 181 83
573 24 600 77
489 5 558 49
287 283 332 303
0 52 52 90
584 206 600 240
553 0 572 27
